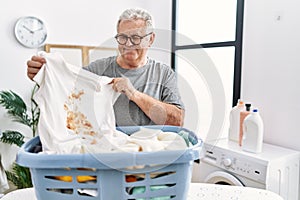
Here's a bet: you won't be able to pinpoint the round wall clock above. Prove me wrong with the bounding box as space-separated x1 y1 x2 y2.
14 16 47 48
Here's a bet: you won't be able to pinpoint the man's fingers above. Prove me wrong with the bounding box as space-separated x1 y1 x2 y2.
27 67 41 74
31 55 46 63
108 79 115 85
27 60 43 68
27 72 36 80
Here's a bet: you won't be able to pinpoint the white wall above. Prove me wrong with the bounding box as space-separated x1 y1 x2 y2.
0 0 171 169
242 0 300 151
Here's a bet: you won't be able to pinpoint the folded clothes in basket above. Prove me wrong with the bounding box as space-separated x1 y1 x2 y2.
132 186 173 200
126 171 176 200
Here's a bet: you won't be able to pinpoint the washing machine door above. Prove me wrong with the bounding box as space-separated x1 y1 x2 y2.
204 171 244 186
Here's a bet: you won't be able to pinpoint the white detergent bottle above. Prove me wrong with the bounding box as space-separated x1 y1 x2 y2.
228 100 244 142
242 109 264 153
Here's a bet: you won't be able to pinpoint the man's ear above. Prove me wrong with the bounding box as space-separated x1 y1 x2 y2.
149 32 156 46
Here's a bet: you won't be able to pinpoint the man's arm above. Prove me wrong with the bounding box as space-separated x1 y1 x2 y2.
110 77 184 126
130 90 184 126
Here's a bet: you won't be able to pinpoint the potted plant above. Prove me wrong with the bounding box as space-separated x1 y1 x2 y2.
0 86 39 189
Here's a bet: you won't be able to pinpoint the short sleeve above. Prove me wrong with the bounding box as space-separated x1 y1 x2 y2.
161 68 185 109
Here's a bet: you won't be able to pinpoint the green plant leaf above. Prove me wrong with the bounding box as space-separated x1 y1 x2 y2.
5 163 32 189
0 90 31 127
0 87 40 189
0 130 25 147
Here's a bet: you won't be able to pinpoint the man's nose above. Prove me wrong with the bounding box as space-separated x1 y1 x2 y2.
125 38 134 46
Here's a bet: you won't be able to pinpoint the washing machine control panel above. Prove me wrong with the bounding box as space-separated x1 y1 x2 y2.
222 158 232 167
203 145 268 184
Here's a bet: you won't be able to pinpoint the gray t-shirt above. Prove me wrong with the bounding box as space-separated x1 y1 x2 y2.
84 56 184 126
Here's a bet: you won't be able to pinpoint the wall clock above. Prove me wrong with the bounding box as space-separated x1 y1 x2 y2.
14 16 47 48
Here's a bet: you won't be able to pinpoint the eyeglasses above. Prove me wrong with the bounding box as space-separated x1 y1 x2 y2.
114 32 153 45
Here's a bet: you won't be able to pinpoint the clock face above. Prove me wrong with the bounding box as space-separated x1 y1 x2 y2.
14 16 47 48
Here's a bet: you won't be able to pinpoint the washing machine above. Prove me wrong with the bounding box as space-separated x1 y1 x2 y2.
192 138 300 200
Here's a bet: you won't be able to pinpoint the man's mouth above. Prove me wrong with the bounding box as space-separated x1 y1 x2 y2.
122 48 136 54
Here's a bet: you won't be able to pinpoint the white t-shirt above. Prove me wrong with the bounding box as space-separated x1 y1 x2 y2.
33 52 127 154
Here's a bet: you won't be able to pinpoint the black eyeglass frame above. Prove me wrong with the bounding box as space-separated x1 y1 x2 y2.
114 32 153 45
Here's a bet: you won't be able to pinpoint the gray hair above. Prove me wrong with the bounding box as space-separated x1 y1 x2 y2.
117 8 155 31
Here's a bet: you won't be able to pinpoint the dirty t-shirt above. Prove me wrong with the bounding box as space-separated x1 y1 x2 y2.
33 52 127 154
84 56 184 126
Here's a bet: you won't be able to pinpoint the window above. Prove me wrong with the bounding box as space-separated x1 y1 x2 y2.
172 0 244 141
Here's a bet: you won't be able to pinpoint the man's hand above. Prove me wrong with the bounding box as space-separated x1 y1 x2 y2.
110 77 137 99
110 76 184 126
27 56 46 80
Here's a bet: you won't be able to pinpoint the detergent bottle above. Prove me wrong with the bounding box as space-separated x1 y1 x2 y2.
228 100 244 142
242 109 264 153
239 103 251 146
